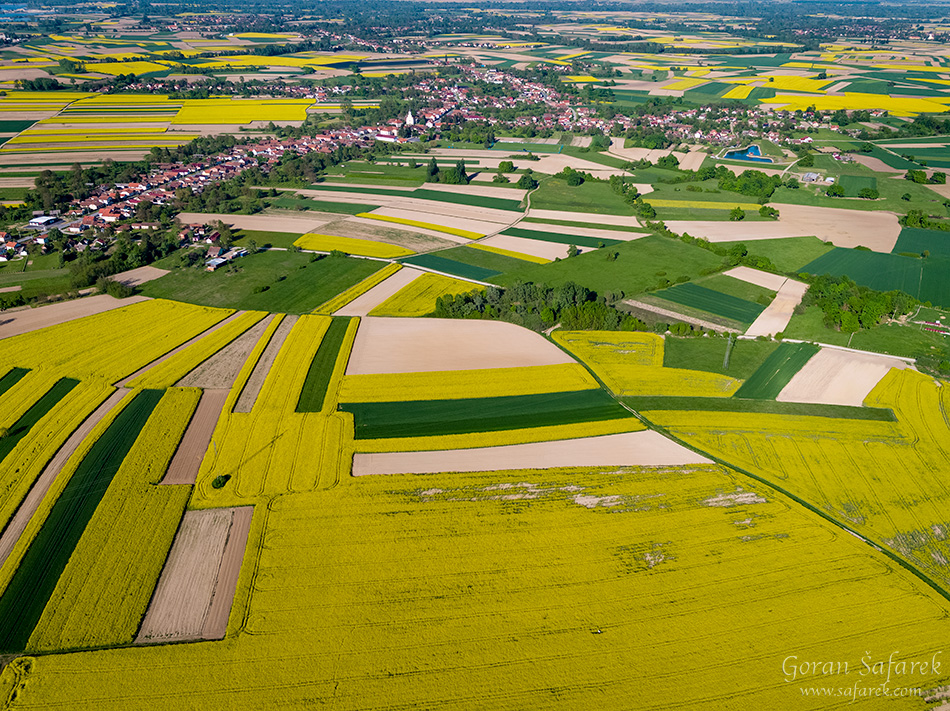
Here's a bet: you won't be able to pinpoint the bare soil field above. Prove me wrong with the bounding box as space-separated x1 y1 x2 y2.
515 222 645 242
526 208 642 227
0 389 130 570
665 203 900 252
235 315 298 413
178 315 275 389
111 265 169 288
479 234 592 260
136 506 253 644
623 299 731 333
175 211 334 234
0 294 149 341
679 151 708 172
344 216 471 245
347 317 575 374
335 267 424 317
723 266 789 291
326 216 458 252
744 278 809 337
353 430 711 475
162 389 231 486
116 311 245 387
776 347 910 407
850 155 903 173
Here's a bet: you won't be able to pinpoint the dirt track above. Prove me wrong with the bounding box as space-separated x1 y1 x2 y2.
162 390 231 485
745 278 808 338
353 430 710 475
0 294 149 341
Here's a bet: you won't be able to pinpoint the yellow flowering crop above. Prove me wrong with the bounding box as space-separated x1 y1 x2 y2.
368 272 482 317
468 243 550 264
293 233 412 259
553 331 664 367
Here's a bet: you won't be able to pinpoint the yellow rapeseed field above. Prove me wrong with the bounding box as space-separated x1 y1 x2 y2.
293 233 413 258
368 272 481 317
553 331 664 367
26 388 199 652
338 363 599 403
171 99 314 124
468 242 550 264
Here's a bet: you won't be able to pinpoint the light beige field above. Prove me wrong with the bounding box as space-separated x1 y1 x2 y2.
776 347 911 407
111 265 169 287
162 389 230 486
353 430 711 475
526 208 641 227
177 315 275 389
344 216 471 244
515 222 645 242
136 506 253 643
175 211 333 234
0 285 22 293
116 310 246 387
369 207 511 235
234 315 298 413
744 278 809 337
479 233 593 260
327 216 458 251
723 266 788 291
665 203 901 252
0 294 149 340
347 317 575 375
0 389 130 570
334 267 424 317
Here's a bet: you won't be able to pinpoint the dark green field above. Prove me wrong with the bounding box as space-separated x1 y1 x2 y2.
663 337 779 379
297 317 351 413
340 389 631 439
892 227 950 258
628 396 895 421
502 226 621 249
411 188 523 212
0 388 163 654
0 378 78 464
0 367 28 400
837 174 877 197
402 246 525 281
733 342 821 399
141 251 384 314
651 282 765 324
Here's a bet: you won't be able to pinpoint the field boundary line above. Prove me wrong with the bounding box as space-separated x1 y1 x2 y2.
739 336 918 364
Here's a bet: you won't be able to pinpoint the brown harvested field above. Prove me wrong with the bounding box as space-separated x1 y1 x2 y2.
178 315 275 389
665 203 901 252
111 265 169 288
526 208 642 227
175 211 334 234
515 222 645 242
115 310 245 387
479 234 592 260
679 151 707 172
0 389 129 570
744 278 808 337
347 317 575 375
324 216 458 252
776 347 911 407
162 389 230 486
353 430 711 476
0 294 149 341
334 267 424 317
136 506 253 644
345 216 472 245
849 154 903 173
235 315 298 413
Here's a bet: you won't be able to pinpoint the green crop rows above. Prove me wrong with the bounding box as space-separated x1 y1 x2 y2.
651 282 765 324
0 378 78 464
0 388 163 654
733 342 820 399
502 226 620 249
402 253 500 281
892 227 950 258
296 317 351 413
340 389 631 439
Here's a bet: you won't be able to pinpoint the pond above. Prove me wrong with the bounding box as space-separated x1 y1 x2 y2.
723 145 774 163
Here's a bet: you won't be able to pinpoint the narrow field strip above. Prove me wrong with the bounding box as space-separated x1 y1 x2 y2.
162 389 231 486
0 378 78 465
234 315 295 414
340 389 632 439
0 367 28 399
652 282 765 324
333 267 423 317
297 317 351 413
0 294 149 341
176 316 276 390
469 242 551 264
353 430 710 475
356 212 483 240
0 388 163 653
26 388 199 652
339 363 599 403
368 272 481 318
313 262 396 315
733 342 821 399
292 232 413 259
400 252 499 281
503 226 621 249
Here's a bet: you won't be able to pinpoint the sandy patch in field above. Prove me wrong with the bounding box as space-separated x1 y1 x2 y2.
344 216 471 244
370 207 512 235
235 315 298 413
0 389 130 570
116 311 246 387
353 430 711 475
0 285 22 293
744 278 809 337
776 347 910 407
851 155 903 173
421 182 528 201
0 177 34 188
136 506 253 643
112 265 169 287
0 294 149 341
517 222 645 242
347 316 575 375
723 266 788 291
665 203 900 252
178 315 275 389
526 208 641 228
175 211 333 234
480 234 593 260
335 268 424 317
162 389 230 485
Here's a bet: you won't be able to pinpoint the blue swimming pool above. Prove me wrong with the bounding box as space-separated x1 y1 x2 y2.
723 145 774 163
